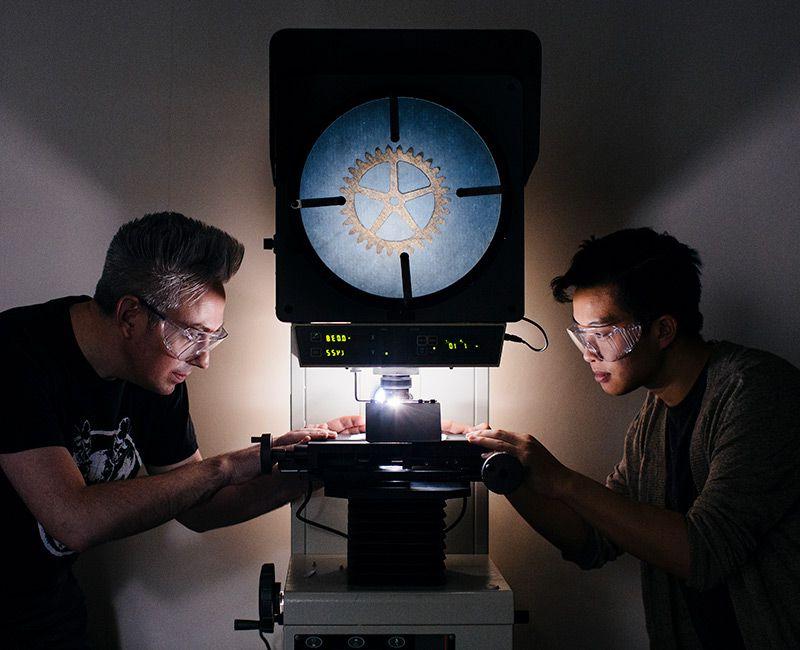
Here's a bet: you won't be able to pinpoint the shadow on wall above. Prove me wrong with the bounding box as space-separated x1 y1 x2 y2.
629 77 800 366
534 1 800 217
73 513 292 649
0 108 123 311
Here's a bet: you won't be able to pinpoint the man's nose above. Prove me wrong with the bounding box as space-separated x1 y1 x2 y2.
582 345 600 363
189 350 211 369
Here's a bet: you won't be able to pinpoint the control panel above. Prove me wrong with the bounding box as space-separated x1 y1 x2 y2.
292 324 505 367
294 634 455 649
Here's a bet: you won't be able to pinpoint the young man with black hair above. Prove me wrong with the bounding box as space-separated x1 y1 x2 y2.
468 228 800 648
0 212 344 648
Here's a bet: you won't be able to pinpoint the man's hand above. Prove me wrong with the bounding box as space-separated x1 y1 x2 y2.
274 415 367 450
442 420 489 435
313 415 366 435
215 427 333 486
467 429 573 499
271 427 336 450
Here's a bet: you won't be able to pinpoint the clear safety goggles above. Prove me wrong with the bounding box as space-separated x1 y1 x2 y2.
139 298 228 361
566 321 642 362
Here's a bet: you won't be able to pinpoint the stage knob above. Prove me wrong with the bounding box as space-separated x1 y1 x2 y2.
251 434 273 474
481 452 525 494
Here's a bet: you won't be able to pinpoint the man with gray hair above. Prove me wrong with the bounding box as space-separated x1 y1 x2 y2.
0 212 336 647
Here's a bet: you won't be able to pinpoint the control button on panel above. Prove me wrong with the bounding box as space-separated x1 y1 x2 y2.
304 636 323 649
347 637 366 649
310 332 321 342
387 637 407 648
310 348 321 357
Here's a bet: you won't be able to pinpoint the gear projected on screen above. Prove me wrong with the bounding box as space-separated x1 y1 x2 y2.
299 97 501 299
340 145 449 256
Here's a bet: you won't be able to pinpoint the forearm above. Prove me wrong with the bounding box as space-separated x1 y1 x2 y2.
559 470 690 579
506 480 592 558
69 457 229 551
177 471 308 532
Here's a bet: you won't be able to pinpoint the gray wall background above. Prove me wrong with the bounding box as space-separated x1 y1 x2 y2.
2 1 798 648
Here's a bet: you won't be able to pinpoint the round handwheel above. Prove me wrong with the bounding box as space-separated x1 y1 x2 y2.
258 563 281 632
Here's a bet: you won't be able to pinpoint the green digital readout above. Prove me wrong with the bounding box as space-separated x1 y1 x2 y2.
298 324 503 366
444 338 480 351
324 333 351 343
322 333 350 357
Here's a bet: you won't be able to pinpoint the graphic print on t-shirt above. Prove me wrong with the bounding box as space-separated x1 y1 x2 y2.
38 417 142 557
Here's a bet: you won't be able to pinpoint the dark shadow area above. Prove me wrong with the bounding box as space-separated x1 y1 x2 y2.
531 0 800 217
2 2 799 224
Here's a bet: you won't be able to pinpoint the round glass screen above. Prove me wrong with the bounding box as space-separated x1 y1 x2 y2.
299 97 501 299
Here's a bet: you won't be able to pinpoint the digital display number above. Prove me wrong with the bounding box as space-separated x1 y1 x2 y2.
325 334 351 343
444 338 479 351
325 349 345 357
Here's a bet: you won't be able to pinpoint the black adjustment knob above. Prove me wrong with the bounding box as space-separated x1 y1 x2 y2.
258 563 281 633
251 434 273 474
234 563 282 635
263 236 276 251
481 452 525 494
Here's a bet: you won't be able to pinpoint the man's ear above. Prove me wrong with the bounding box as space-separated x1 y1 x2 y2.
115 296 144 340
654 315 678 350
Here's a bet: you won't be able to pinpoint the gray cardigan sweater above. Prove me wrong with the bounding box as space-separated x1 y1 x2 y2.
569 342 800 649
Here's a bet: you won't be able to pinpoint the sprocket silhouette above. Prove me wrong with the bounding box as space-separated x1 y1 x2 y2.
339 145 449 256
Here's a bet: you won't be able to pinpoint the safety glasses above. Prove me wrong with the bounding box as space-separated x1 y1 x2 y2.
566 321 642 362
138 298 228 361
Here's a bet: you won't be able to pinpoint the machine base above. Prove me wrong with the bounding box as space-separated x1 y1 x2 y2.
282 554 514 650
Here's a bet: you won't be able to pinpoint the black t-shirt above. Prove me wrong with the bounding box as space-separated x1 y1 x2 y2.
0 297 197 634
666 367 745 650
